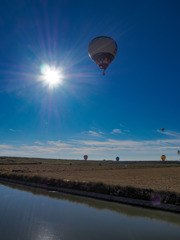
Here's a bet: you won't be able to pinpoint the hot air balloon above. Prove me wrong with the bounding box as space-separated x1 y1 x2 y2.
88 36 118 76
116 156 120 162
83 155 88 161
161 128 165 132
177 150 180 160
161 155 166 161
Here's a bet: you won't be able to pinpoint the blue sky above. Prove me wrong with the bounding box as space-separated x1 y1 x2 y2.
0 0 180 160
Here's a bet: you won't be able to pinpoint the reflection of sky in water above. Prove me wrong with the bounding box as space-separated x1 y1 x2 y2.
0 183 180 240
35 222 57 240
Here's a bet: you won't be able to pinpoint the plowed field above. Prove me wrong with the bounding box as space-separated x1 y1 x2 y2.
0 158 180 193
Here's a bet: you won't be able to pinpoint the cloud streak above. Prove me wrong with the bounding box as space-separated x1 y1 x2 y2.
157 129 180 137
9 129 15 132
82 129 104 137
111 129 123 134
0 135 180 160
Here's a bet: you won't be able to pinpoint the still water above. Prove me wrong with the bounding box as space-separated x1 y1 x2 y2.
0 182 180 240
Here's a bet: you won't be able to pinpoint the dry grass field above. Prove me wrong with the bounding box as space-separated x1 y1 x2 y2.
0 157 180 194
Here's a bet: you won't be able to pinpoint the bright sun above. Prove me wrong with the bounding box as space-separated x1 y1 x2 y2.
40 63 63 88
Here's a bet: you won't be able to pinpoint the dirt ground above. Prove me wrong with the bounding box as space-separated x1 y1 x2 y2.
1 159 180 193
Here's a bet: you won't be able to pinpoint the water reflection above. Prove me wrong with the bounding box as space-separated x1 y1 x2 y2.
1 181 180 227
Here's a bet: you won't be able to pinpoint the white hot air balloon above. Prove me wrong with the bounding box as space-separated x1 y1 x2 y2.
88 36 118 76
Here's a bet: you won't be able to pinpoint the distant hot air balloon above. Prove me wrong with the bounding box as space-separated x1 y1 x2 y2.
161 155 166 161
177 150 180 160
161 128 165 132
83 155 88 161
116 156 120 162
88 36 118 76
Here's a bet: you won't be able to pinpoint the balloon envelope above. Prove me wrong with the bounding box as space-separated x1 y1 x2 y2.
88 36 117 72
83 155 88 161
161 155 166 161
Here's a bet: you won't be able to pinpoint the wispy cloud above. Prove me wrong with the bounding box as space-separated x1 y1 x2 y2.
124 130 130 133
34 141 44 145
83 129 104 137
72 139 141 148
157 129 180 137
111 129 123 134
0 134 180 160
0 144 15 149
47 140 71 147
9 129 15 132
111 129 130 134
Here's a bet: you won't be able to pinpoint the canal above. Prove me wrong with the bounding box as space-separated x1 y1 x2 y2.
0 182 180 240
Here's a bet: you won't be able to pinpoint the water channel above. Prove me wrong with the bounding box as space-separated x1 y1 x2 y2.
0 181 180 240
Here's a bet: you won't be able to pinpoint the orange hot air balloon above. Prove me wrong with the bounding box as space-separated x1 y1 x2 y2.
161 155 166 161
83 155 88 161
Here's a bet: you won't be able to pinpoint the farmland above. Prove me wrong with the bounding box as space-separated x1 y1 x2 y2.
0 157 180 194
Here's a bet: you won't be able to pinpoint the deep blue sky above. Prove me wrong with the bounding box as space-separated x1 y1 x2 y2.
0 0 180 160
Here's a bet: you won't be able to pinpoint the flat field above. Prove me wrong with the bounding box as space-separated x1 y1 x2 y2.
0 157 180 193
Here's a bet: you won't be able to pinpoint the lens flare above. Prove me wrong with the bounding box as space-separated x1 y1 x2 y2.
150 192 161 206
40 63 63 88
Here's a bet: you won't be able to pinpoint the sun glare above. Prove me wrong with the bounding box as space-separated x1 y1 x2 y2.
40 63 63 88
